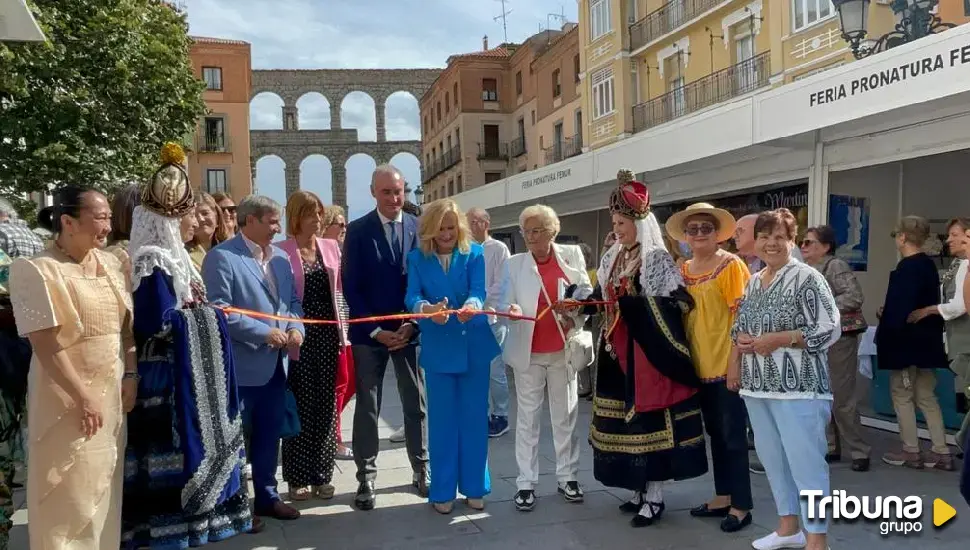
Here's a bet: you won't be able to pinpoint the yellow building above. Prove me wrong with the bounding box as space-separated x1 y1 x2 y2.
578 0 970 147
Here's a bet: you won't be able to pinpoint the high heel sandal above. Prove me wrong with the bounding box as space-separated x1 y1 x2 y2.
432 502 454 514
465 498 485 511
290 486 312 501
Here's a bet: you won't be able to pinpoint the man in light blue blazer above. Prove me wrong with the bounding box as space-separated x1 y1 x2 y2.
202 195 305 521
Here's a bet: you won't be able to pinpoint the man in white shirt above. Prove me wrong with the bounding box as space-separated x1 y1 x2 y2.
467 207 512 437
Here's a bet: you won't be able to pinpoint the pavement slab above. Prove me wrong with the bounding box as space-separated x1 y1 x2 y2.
8 369 970 549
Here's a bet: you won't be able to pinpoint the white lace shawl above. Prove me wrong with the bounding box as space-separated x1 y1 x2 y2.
128 205 203 305
597 212 684 298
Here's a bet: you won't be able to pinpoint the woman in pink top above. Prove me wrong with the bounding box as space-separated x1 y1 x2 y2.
277 191 349 501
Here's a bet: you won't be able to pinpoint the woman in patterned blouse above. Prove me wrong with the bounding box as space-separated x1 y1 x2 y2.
729 208 840 550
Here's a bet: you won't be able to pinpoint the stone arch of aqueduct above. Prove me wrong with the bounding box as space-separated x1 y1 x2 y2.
250 69 440 206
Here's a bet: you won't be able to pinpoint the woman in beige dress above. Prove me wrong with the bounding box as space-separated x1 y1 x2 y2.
9 185 136 550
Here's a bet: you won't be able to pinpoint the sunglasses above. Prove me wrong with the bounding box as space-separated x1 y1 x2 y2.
800 238 817 247
329 222 346 228
222 205 237 213
684 223 716 237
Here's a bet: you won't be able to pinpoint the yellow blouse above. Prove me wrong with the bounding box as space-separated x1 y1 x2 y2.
682 254 750 382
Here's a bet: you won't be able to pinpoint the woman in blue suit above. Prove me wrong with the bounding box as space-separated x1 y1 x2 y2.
405 198 500 514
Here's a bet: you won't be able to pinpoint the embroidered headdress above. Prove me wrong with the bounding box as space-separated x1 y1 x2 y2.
609 169 651 220
142 142 195 218
598 168 684 297
128 142 203 305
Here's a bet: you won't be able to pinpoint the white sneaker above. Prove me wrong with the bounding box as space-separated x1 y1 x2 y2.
751 531 807 550
389 426 406 443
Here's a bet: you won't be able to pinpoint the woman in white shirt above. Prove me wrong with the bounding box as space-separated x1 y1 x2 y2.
729 208 840 550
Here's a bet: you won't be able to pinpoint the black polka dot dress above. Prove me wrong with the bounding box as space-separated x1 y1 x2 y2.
281 253 341 488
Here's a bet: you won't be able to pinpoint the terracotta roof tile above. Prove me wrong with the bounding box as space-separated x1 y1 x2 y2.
190 36 249 46
447 46 514 63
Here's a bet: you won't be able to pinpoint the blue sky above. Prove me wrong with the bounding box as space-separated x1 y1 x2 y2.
186 0 578 221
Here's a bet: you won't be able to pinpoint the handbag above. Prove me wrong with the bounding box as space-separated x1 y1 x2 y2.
821 257 867 335
280 388 302 439
538 273 595 376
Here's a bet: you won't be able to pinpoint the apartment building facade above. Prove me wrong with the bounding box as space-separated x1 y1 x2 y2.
579 0 970 148
419 26 582 201
187 36 253 201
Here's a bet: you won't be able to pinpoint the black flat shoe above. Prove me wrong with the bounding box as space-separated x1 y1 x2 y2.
631 502 664 528
355 481 376 511
619 500 641 514
690 503 730 517
851 458 871 472
825 452 841 463
631 514 653 528
720 512 752 532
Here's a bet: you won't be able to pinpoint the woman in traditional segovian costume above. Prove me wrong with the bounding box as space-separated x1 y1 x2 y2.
580 170 708 527
121 144 253 548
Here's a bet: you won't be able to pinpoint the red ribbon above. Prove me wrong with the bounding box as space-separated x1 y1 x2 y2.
216 300 614 326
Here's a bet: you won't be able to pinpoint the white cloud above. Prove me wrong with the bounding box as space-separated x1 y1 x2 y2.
190 0 577 219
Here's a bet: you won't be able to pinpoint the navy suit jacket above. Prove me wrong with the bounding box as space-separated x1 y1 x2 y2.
342 209 419 344
202 233 305 387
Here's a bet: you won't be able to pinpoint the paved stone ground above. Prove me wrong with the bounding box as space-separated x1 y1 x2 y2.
9 370 970 549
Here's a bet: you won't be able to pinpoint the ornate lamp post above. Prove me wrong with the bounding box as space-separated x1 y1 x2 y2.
832 0 955 59
413 185 425 205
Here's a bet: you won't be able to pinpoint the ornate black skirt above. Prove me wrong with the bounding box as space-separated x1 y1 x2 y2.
589 347 708 492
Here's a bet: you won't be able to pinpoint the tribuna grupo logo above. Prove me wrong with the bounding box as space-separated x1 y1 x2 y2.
801 489 956 536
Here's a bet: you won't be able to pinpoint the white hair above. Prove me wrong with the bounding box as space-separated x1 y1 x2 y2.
519 204 560 236
0 197 17 220
236 195 281 227
466 207 490 222
371 164 403 189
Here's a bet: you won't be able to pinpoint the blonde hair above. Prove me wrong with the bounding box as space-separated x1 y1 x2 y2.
193 191 229 246
418 199 471 255
285 190 323 237
518 204 560 237
321 204 345 227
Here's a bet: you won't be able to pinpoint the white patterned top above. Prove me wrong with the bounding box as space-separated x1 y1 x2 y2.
731 257 841 400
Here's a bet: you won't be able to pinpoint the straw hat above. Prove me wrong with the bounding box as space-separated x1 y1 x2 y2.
665 202 737 243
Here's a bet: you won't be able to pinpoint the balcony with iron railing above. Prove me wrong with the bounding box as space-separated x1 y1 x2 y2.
510 136 527 158
629 0 722 52
421 145 462 184
477 141 509 161
196 133 231 153
543 134 584 165
632 51 770 134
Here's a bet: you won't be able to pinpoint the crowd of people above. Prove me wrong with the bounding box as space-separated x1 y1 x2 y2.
0 147 969 550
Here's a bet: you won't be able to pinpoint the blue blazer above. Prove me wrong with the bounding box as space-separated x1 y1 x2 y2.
343 209 419 345
404 243 500 374
202 233 305 387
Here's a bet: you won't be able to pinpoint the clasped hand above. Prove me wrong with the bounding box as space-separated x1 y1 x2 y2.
736 332 784 356
423 298 451 325
265 328 302 350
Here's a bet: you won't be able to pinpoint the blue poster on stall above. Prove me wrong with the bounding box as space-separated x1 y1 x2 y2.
828 195 870 271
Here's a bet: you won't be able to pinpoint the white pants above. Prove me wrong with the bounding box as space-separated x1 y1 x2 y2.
514 351 580 490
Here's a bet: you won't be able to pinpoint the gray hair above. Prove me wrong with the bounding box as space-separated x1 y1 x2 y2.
236 195 281 227
467 207 490 222
519 204 561 236
0 197 18 220
371 164 403 189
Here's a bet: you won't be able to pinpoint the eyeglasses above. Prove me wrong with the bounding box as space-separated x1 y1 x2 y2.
520 228 548 239
684 223 715 237
222 206 236 213
800 239 817 247
329 222 346 229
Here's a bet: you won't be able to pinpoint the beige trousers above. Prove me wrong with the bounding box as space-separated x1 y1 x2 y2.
889 367 949 455
825 334 871 459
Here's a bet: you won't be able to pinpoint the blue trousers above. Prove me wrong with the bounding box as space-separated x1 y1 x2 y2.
744 396 831 534
426 364 491 503
239 359 286 510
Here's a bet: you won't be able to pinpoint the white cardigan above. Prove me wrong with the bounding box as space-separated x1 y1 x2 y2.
498 243 592 371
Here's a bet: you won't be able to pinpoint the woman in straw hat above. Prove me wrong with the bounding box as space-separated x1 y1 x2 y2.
121 143 256 547
666 203 754 533
562 170 708 528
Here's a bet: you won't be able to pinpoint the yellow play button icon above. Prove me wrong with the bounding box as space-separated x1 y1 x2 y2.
933 498 956 527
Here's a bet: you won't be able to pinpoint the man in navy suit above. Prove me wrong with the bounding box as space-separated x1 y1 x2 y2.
343 164 428 510
202 195 305 521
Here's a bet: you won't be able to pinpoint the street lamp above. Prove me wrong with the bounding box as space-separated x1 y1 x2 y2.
832 0 955 59
413 185 425 205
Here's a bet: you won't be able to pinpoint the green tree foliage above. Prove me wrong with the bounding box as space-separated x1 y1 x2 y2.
0 0 207 214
